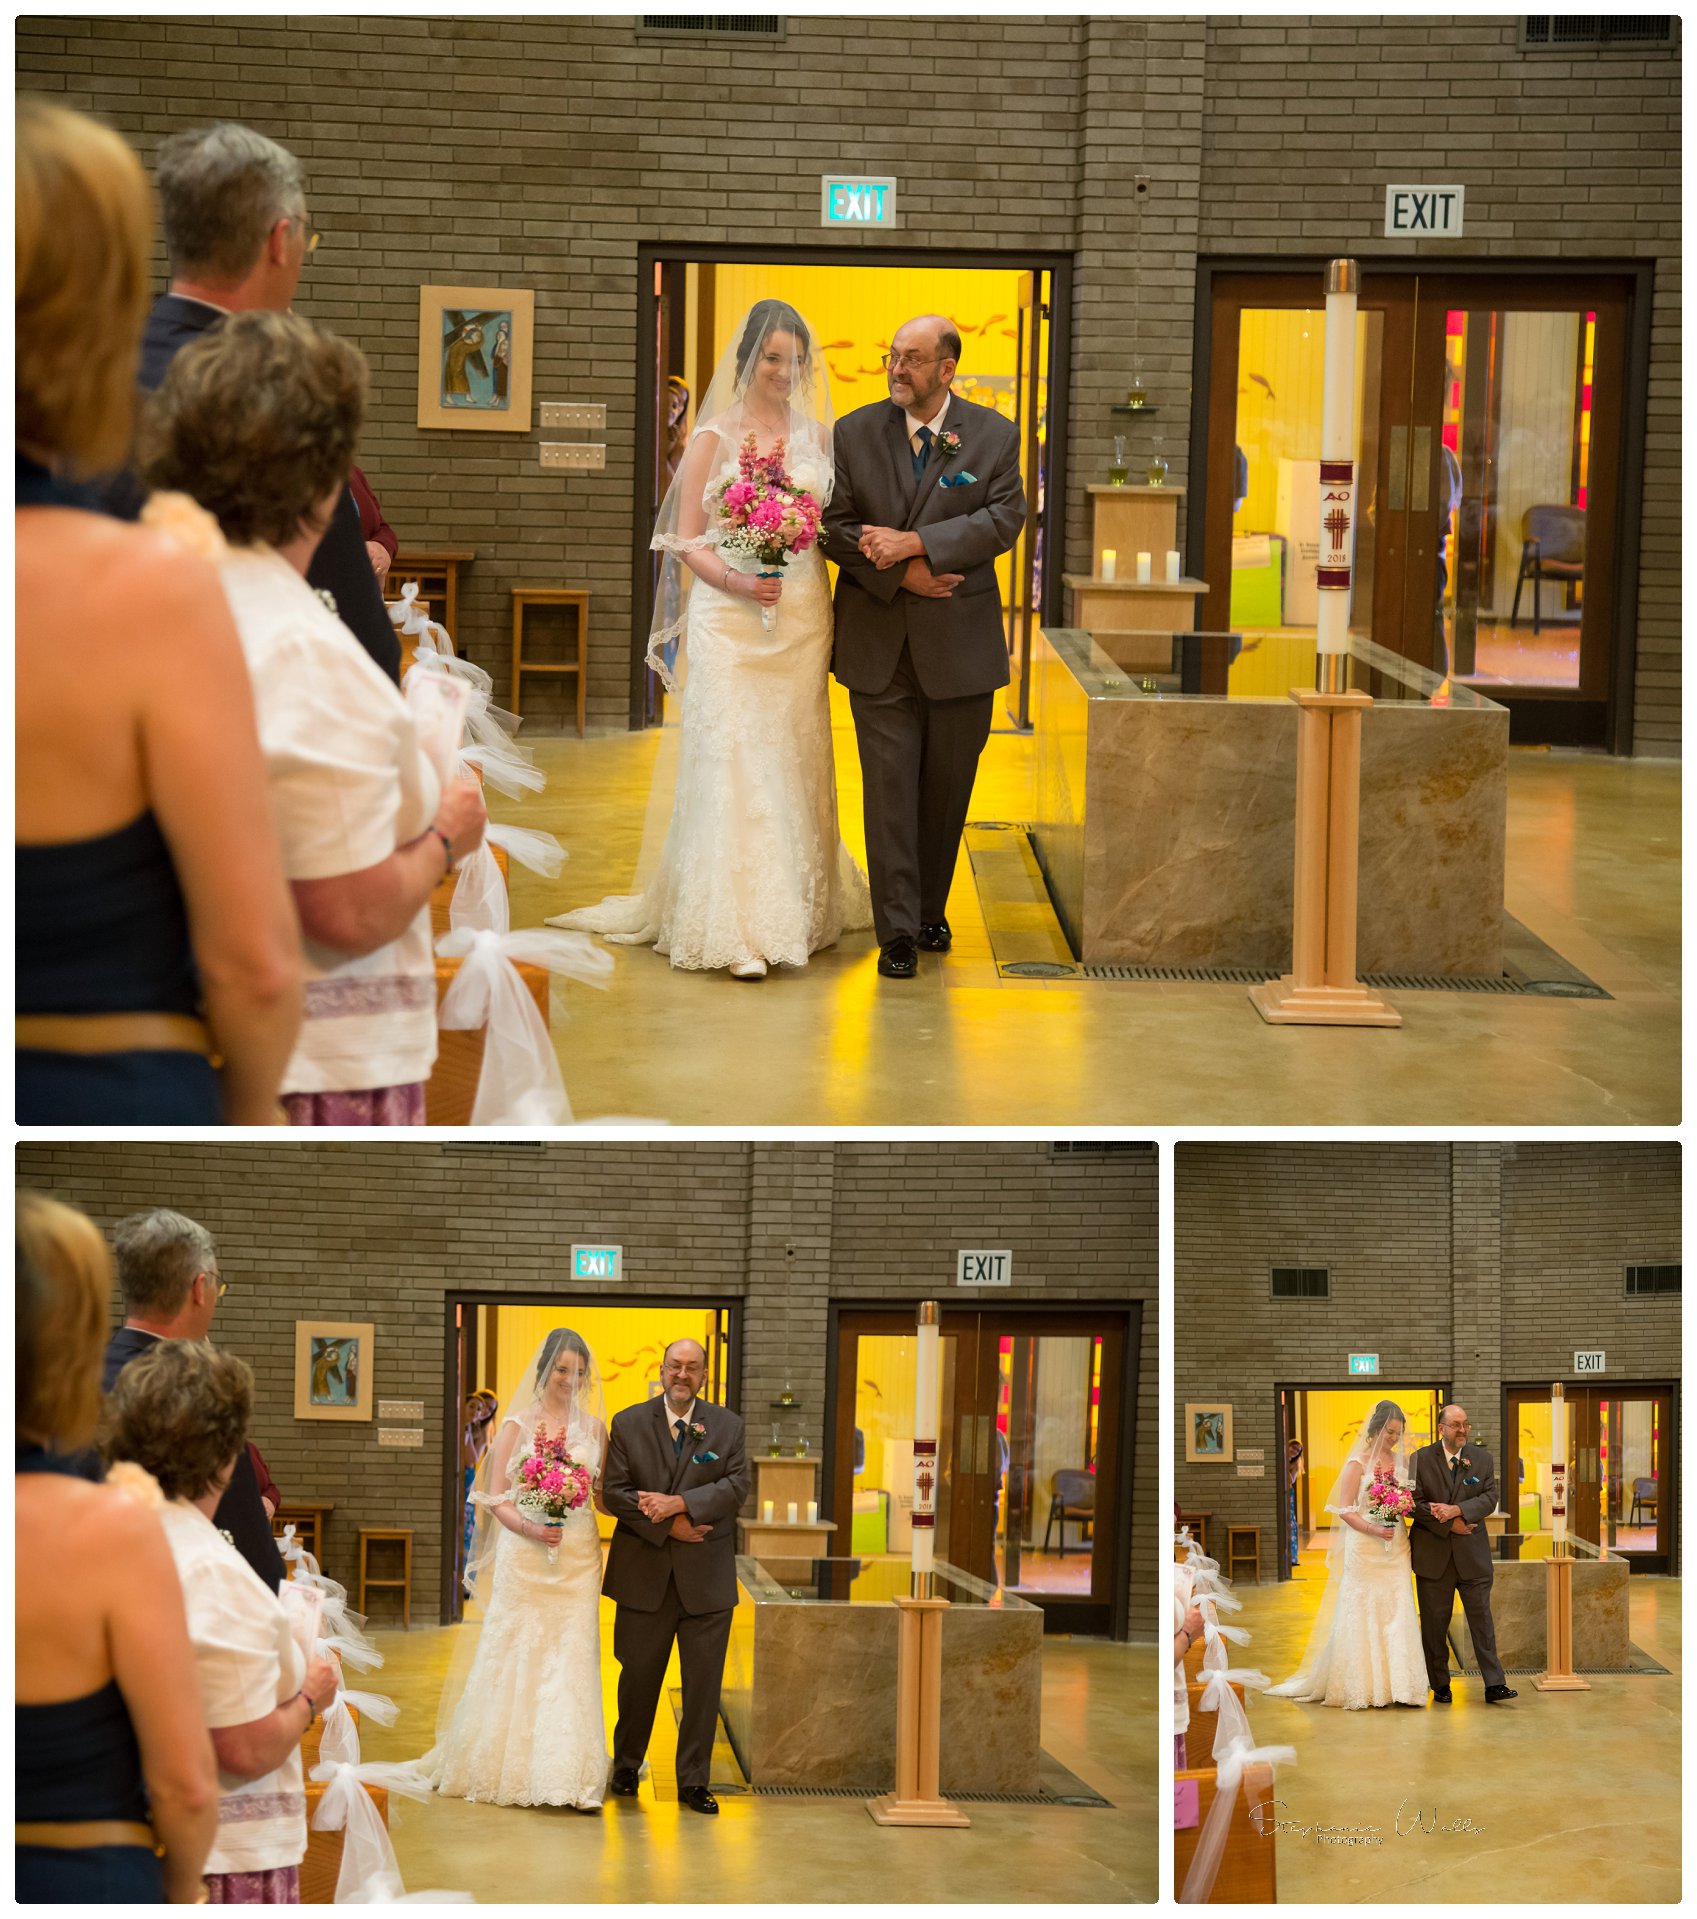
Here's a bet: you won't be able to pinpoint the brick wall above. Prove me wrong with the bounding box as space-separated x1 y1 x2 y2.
1175 1141 1681 1574
16 15 1678 746
17 1139 1155 1632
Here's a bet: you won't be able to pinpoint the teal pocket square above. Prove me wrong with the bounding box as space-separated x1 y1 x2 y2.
940 471 978 488
693 1450 719 1464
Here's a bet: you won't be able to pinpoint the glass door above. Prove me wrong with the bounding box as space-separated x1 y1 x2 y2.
1508 1382 1676 1572
833 1307 1130 1635
1004 269 1049 730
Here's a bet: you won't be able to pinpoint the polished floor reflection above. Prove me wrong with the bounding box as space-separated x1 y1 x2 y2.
362 1594 1152 1903
1221 1563 1681 1901
498 693 1677 1124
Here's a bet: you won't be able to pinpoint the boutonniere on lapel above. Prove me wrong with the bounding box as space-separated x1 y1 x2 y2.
688 1419 717 1463
933 429 977 487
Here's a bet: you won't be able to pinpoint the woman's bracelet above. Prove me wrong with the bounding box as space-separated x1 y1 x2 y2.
429 824 455 875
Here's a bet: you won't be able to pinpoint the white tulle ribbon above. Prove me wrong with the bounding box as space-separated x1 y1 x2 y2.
458 742 547 799
484 822 566 877
1179 1732 1296 1905
1198 1666 1270 1712
309 1759 443 1904
319 1627 385 1674
436 926 613 1126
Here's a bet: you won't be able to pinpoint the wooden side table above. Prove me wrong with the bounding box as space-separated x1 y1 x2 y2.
358 1526 414 1629
510 586 588 735
391 547 475 647
1225 1523 1261 1585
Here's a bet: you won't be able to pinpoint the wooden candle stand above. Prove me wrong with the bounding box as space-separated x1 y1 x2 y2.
867 1596 970 1828
1533 1547 1593 1692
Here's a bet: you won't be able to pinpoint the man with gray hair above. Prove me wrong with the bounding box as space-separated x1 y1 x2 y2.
128 123 400 682
104 1207 285 1591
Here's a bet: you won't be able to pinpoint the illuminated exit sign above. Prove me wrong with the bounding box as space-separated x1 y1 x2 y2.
821 175 898 229
1349 1353 1380 1376
572 1244 622 1282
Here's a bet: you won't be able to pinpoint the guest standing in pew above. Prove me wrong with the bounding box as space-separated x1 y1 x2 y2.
15 98 301 1126
119 124 402 684
104 1340 338 1906
350 464 396 589
15 1192 219 1903
107 1209 285 1590
139 310 488 1126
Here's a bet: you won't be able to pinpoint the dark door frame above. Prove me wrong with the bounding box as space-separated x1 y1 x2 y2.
632 240 1076 727
1190 255 1653 754
1498 1377 1680 1575
1271 1379 1451 1581
437 1290 745 1624
824 1299 1138 1641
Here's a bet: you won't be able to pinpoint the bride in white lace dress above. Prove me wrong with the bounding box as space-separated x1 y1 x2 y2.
1267 1398 1428 1710
548 300 870 978
419 1330 611 1807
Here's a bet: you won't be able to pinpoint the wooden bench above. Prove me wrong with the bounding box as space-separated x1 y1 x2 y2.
301 1778 388 1904
1174 1761 1277 1903
1183 1676 1246 1764
272 1500 335 1571
426 952 552 1126
391 548 475 651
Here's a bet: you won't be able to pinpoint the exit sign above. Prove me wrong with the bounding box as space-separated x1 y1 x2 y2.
821 175 898 229
957 1249 1012 1287
1574 1350 1606 1373
1349 1353 1380 1376
572 1244 622 1282
1384 183 1465 238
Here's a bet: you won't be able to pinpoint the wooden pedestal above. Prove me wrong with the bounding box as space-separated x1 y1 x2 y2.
1533 1550 1593 1692
867 1596 971 1828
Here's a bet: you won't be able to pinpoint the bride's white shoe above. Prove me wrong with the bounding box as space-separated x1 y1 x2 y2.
729 957 768 980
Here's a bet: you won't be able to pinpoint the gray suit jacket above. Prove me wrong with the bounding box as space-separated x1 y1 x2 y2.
1408 1441 1498 1581
601 1396 749 1616
825 394 1025 699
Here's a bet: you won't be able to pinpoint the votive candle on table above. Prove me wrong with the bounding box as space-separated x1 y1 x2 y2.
787 1501 798 1524
1100 548 1117 582
762 1499 773 1522
807 1500 818 1523
1135 551 1152 583
1166 550 1181 583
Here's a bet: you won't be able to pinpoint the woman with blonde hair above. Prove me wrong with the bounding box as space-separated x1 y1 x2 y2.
15 98 301 1123
15 1192 219 1901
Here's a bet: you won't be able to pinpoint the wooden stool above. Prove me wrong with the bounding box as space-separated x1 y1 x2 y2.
510 586 588 735
1225 1523 1261 1585
357 1527 413 1629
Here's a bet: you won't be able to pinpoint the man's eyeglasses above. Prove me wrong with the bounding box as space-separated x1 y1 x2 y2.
881 352 937 371
202 1272 228 1301
291 216 321 256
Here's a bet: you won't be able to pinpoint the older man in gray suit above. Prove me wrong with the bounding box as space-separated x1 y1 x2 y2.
600 1339 749 1815
1409 1403 1518 1705
825 316 1026 978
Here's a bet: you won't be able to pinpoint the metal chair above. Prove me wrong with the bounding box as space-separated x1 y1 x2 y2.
1042 1469 1096 1556
1508 504 1585 634
1629 1476 1658 1526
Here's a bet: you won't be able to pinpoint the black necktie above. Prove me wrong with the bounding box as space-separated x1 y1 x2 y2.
673 1417 687 1459
1449 1451 1460 1479
911 424 933 483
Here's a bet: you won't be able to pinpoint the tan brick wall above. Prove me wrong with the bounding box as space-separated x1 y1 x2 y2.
17 1139 1155 1633
16 15 1677 745
1175 1141 1681 1576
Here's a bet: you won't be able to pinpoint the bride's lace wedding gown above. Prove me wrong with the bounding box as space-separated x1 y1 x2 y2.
424 1417 608 1806
553 440 871 971
1267 1488 1428 1709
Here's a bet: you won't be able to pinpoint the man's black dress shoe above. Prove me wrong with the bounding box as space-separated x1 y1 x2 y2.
608 1767 640 1796
680 1786 719 1815
878 937 919 978
1430 1688 1451 1704
1484 1684 1518 1703
917 920 952 952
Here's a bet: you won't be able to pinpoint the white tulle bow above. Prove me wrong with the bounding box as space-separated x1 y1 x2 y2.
436 926 613 1126
1198 1666 1270 1711
484 822 566 877
309 1759 442 1904
1178 1734 1296 1905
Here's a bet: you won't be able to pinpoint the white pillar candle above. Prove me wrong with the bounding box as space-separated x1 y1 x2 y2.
1316 258 1359 661
807 1499 818 1524
1551 1384 1567 1547
1166 550 1182 583
913 1305 939 1581
762 1500 773 1522
1100 548 1117 582
786 1501 798 1525
1135 552 1152 583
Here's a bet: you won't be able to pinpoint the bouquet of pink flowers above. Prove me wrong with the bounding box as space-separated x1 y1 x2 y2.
713 434 825 631
1365 1470 1415 1552
514 1422 594 1563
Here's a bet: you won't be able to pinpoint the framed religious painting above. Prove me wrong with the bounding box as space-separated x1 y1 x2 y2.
1184 1401 1233 1463
294 1320 375 1421
416 284 534 431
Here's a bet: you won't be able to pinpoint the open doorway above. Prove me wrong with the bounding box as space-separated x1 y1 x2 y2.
1276 1383 1445 1581
440 1295 739 1622
636 244 1073 731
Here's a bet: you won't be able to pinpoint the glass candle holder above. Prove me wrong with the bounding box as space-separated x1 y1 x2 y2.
1108 435 1130 486
1146 436 1169 486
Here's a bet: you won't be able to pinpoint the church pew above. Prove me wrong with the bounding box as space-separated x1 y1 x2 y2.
426 953 553 1126
300 1779 388 1904
1173 1761 1277 1903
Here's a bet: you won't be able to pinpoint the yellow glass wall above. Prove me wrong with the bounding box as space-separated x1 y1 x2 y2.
1299 1387 1438 1533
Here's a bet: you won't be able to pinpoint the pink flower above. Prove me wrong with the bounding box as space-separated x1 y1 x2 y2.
724 481 755 510
541 1469 566 1496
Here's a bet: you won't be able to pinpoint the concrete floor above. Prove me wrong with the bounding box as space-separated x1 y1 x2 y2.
498 695 1679 1125
358 1594 1155 1903
1200 1558 1682 1902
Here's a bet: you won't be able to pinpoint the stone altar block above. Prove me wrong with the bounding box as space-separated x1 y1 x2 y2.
1450 1554 1632 1670
1030 626 1509 975
724 1557 1043 1794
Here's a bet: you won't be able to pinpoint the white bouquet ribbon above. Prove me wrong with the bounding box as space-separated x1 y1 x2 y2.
437 926 613 1126
309 1759 439 1904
